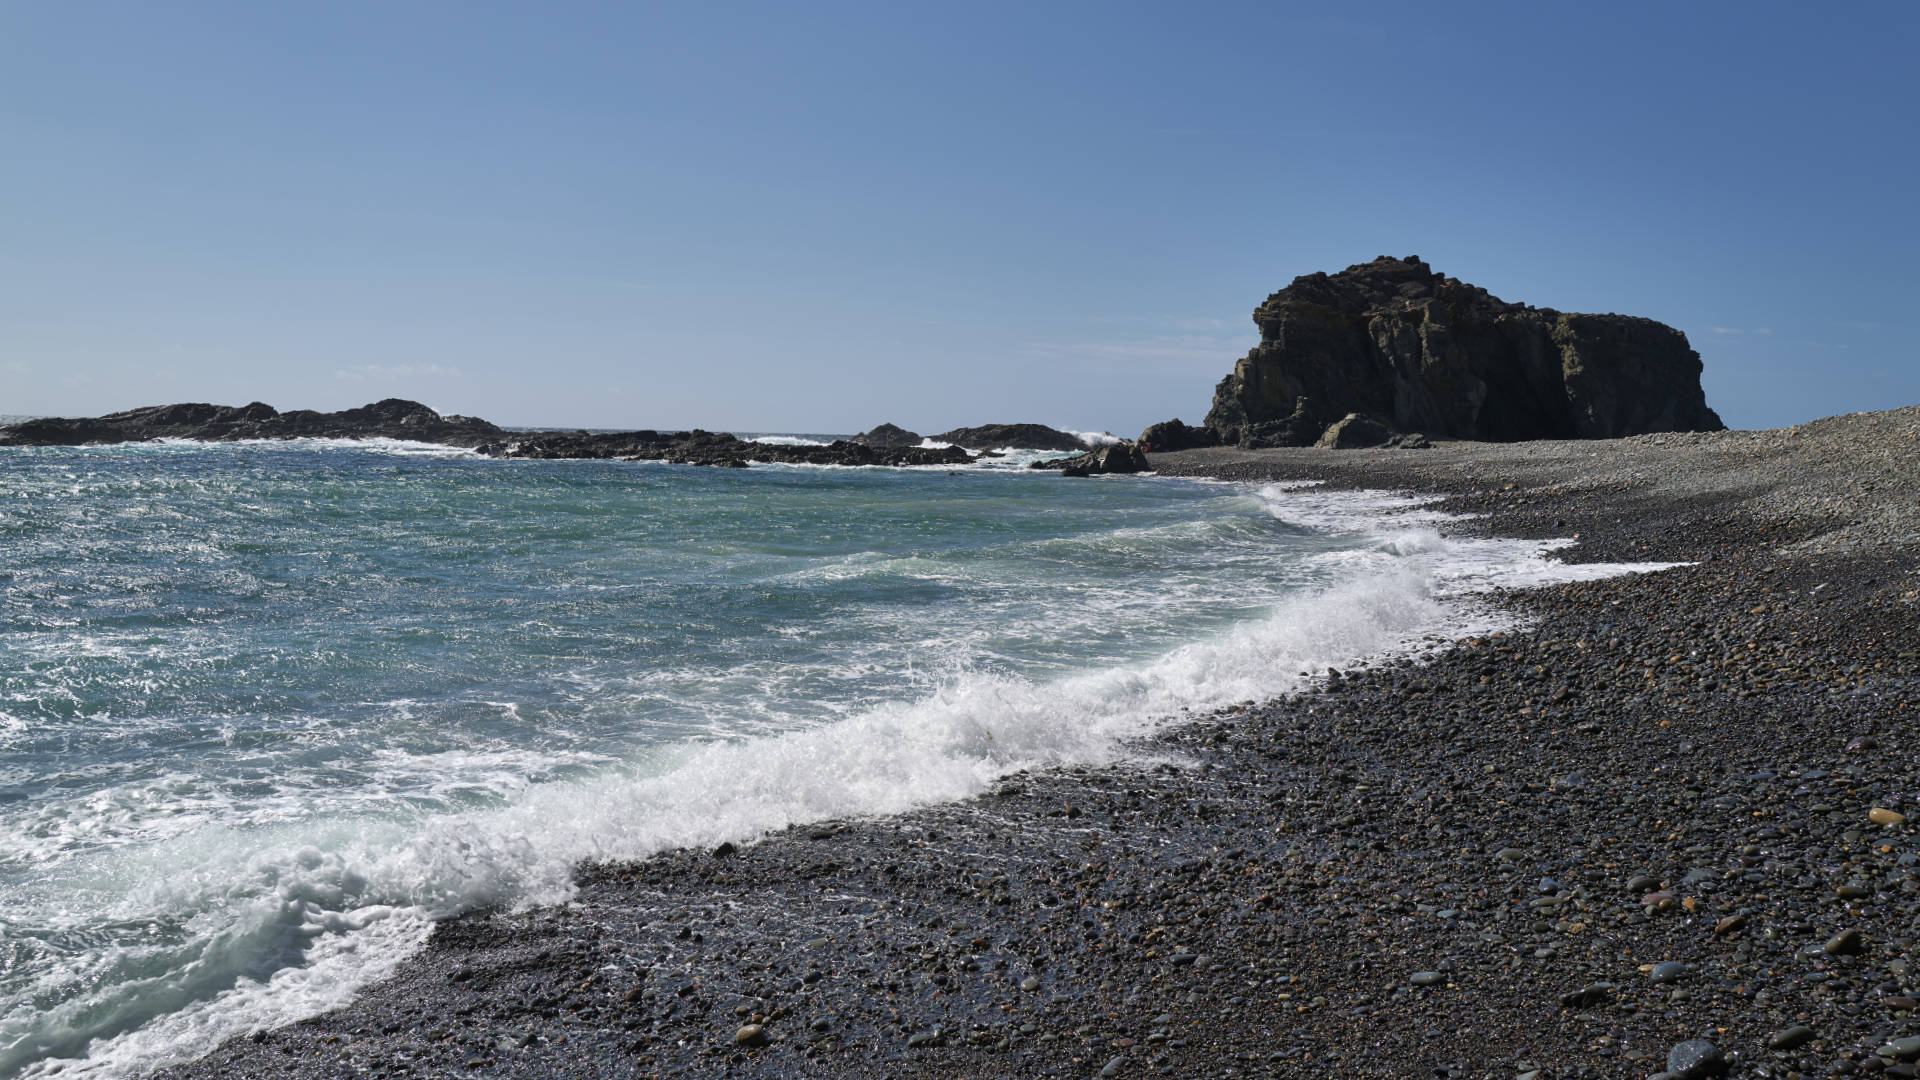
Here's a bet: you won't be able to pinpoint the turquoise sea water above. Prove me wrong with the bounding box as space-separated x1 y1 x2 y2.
0 437 1648 1077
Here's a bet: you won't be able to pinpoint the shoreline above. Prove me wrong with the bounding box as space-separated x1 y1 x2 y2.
150 409 1920 1079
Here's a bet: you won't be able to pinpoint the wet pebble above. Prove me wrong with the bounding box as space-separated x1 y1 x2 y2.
1768 1026 1817 1051
1650 961 1688 984
1666 1039 1727 1078
1828 929 1867 955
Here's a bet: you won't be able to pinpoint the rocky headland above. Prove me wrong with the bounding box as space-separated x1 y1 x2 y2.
152 406 1920 1080
1144 256 1725 451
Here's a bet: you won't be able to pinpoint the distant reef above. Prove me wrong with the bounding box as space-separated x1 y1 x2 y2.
1141 255 1724 450
930 423 1088 453
847 422 1091 454
0 399 973 468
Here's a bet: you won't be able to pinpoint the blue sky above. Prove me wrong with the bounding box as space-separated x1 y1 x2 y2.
2 2 1913 434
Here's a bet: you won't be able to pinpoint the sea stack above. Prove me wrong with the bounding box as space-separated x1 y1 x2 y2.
1200 256 1724 448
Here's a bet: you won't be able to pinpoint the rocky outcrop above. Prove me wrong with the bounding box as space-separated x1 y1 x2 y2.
1030 443 1150 477
849 423 923 448
931 424 1086 452
0 400 975 468
1135 419 1220 453
1204 256 1724 447
0 398 504 447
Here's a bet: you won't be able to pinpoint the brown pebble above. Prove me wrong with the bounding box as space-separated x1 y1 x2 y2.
1869 807 1907 826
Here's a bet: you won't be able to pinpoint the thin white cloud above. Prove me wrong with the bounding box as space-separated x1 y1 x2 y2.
1754 327 1773 335
1710 327 1744 335
2 360 28 375
334 363 465 381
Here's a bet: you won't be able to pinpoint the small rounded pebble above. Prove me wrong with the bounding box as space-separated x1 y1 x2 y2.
1768 1026 1817 1051
1825 929 1866 955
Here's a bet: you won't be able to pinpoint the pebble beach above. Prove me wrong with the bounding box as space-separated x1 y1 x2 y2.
156 406 1920 1080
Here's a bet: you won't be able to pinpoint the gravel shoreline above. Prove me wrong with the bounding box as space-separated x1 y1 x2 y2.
155 408 1919 1080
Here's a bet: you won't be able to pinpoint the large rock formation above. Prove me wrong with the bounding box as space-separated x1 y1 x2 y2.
1203 256 1724 447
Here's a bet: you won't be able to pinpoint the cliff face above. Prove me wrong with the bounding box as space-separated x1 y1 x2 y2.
1203 256 1724 446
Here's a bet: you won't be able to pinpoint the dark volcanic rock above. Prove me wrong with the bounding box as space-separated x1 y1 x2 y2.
848 422 923 448
931 423 1086 452
0 398 504 447
1136 418 1219 452
1204 255 1724 446
1031 442 1150 477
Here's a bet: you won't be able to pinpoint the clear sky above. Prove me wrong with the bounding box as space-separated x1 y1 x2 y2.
2 2 1913 434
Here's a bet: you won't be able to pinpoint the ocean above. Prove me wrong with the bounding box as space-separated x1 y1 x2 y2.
0 437 1649 1077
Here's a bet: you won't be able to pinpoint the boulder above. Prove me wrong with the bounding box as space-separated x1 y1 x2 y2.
1136 418 1219 452
931 423 1086 452
849 422 923 448
1203 256 1724 445
1314 412 1431 449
